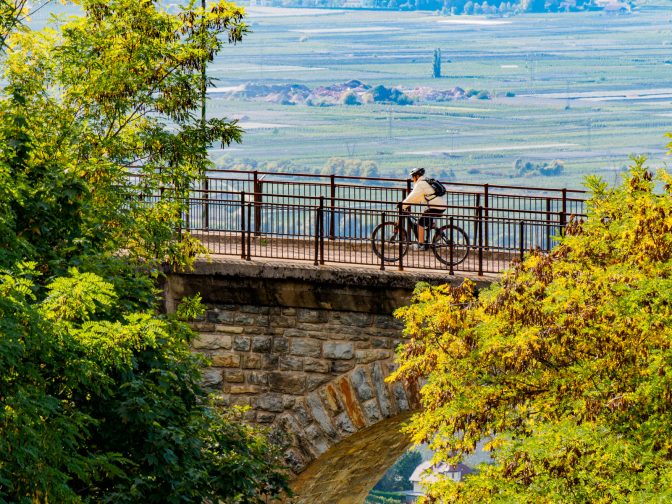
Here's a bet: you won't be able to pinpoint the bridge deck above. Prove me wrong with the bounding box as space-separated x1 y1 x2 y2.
193 231 515 276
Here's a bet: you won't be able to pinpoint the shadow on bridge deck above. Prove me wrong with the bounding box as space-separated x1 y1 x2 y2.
190 231 515 276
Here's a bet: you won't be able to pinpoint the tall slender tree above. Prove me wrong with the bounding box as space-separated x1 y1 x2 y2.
432 48 441 78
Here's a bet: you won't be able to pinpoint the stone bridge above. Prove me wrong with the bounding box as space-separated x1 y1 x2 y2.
164 259 494 503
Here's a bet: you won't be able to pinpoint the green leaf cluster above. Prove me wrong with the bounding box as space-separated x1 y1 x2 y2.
0 1 288 502
1 266 288 502
391 159 672 502
1 0 246 274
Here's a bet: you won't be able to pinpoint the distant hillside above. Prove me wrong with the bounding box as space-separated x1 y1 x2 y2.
249 0 633 14
208 79 492 106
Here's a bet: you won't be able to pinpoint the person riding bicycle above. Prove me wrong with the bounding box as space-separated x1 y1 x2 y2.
402 167 447 250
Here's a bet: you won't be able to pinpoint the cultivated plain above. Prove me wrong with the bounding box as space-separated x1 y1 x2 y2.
205 1 672 188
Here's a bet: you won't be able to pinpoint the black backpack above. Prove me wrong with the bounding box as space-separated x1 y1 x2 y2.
427 178 446 198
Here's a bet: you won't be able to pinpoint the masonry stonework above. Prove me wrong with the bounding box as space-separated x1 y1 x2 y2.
165 258 493 502
191 303 416 473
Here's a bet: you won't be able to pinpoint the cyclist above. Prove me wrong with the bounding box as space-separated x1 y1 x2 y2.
402 167 447 250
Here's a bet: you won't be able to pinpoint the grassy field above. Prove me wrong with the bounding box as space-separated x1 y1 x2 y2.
28 2 672 189
206 2 672 189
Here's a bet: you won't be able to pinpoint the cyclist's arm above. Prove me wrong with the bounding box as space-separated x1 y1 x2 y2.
401 184 428 209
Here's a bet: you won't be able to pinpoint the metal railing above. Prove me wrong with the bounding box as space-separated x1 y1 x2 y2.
129 169 587 274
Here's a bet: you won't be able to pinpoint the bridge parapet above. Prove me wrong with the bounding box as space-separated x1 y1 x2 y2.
134 169 587 274
164 258 494 501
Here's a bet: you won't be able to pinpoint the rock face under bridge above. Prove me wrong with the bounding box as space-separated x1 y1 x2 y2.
164 259 493 503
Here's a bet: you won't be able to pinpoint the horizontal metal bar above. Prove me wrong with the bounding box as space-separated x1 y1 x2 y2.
128 168 587 196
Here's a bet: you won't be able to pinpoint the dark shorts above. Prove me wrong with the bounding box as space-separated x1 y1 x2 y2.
419 207 445 228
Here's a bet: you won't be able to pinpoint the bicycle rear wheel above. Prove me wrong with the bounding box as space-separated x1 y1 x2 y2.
432 225 470 266
371 222 409 262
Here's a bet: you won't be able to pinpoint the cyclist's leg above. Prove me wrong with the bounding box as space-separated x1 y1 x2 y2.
432 208 446 230
419 208 444 243
410 216 418 242
417 214 428 245
399 209 416 242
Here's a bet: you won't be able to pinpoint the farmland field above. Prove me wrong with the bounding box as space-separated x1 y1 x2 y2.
203 1 672 188
30 2 672 189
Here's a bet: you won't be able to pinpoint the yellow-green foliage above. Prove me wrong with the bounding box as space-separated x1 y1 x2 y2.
1 0 244 273
391 158 672 502
0 2 289 502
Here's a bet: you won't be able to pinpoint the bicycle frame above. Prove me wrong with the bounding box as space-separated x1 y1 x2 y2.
371 211 470 268
396 213 436 245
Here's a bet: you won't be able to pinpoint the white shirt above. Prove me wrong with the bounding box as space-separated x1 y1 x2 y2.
402 176 448 210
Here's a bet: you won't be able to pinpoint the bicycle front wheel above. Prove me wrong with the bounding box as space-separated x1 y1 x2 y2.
371 222 409 262
432 225 470 266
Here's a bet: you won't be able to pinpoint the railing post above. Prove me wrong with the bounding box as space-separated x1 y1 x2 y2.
240 191 246 259
475 193 481 252
319 196 325 265
185 198 191 232
176 183 182 241
484 183 489 250
398 203 404 272
560 188 567 230
314 202 320 266
380 211 386 271
545 197 552 251
253 171 262 236
519 220 525 262
203 178 209 230
449 216 454 276
477 206 483 276
329 174 336 240
246 200 252 261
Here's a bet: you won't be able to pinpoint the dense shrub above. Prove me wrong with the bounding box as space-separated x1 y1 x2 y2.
0 1 289 501
391 160 672 501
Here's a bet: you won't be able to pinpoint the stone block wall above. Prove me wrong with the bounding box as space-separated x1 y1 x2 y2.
167 258 493 500
190 303 419 473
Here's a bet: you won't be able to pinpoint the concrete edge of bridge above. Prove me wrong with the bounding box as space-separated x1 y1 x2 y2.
165 257 497 315
188 256 497 287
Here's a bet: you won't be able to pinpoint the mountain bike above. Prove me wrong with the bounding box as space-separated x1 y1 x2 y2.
370 212 470 266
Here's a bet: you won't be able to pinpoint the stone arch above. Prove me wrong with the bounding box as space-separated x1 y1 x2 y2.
272 361 420 475
188 298 422 495
164 260 489 501
289 411 415 503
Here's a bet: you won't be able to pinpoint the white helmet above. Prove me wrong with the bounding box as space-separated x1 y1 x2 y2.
409 167 425 178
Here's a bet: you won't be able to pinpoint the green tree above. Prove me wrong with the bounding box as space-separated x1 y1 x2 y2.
539 159 564 177
374 449 423 492
0 0 41 50
344 158 363 176
520 0 546 11
2 0 248 272
1 267 288 502
324 156 347 175
391 159 672 502
362 160 380 178
0 1 289 501
341 90 361 105
432 48 441 79
371 84 392 102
